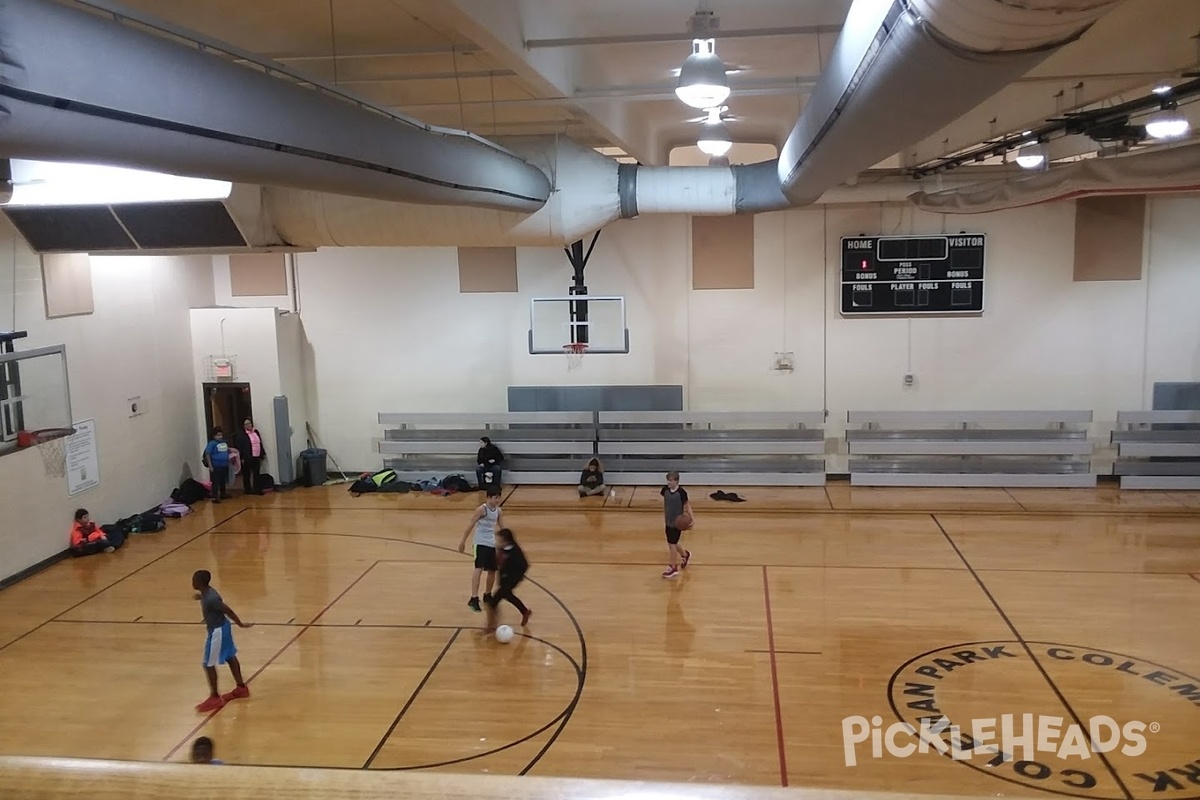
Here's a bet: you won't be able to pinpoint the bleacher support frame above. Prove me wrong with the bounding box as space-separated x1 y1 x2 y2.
377 412 597 485
846 410 1096 488
1111 410 1200 490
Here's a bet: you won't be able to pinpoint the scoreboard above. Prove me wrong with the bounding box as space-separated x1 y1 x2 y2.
840 234 985 316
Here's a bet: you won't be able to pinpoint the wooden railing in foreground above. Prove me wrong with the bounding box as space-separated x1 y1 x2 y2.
1 755 958 800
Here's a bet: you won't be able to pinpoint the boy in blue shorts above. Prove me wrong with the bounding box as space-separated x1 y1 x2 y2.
193 569 253 712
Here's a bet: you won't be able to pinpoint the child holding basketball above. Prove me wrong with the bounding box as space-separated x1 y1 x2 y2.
193 569 253 712
660 471 694 579
485 527 532 630
458 485 503 612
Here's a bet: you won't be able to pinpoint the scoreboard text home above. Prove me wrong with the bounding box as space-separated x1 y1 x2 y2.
840 234 986 316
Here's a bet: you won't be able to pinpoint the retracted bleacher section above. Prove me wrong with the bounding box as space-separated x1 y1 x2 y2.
846 410 1095 487
1112 410 1200 489
377 412 597 484
596 411 827 486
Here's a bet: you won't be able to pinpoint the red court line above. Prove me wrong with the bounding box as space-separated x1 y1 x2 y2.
161 560 382 762
761 565 789 787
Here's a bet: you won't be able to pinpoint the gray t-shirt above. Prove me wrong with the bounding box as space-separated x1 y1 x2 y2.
661 486 688 523
200 587 227 630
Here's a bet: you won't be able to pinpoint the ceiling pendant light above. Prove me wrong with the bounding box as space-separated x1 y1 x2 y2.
675 38 730 110
1015 142 1046 169
1145 107 1190 139
697 107 732 157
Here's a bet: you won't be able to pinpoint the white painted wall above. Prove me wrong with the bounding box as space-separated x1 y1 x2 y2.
189 307 281 479
0 223 214 581
275 312 310 473
1143 196 1200 399
291 195 1200 474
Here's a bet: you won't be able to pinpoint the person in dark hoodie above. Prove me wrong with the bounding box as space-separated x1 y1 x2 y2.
485 527 531 629
577 457 608 497
476 436 504 489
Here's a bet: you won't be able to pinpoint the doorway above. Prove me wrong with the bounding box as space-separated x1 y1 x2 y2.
204 383 253 439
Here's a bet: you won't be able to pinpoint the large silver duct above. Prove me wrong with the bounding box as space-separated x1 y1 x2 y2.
733 0 1127 212
0 0 1129 247
0 0 551 212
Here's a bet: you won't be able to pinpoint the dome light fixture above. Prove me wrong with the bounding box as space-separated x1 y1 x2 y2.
675 38 730 109
1015 142 1046 169
697 106 732 157
1145 107 1190 139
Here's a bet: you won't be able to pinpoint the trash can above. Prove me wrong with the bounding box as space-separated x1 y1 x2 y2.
299 448 328 487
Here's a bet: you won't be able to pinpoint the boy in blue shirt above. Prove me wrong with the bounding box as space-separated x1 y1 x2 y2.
203 427 232 503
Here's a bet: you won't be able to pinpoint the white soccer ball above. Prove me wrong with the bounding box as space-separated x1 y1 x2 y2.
495 624 514 643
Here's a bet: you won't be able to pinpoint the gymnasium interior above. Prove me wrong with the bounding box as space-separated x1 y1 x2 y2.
1 1 1199 800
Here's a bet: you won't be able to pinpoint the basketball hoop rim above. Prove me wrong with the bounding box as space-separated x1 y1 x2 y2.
562 343 589 355
32 426 76 443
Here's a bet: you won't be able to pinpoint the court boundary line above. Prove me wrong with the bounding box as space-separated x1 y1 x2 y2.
161 559 383 762
930 514 1134 800
237 503 1200 518
761 566 789 788
1002 488 1031 512
363 628 462 768
0 508 247 655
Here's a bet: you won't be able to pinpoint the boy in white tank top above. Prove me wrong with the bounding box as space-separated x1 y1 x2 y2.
458 485 504 612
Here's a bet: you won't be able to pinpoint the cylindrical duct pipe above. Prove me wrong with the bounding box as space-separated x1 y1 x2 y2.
771 0 1127 209
0 0 551 212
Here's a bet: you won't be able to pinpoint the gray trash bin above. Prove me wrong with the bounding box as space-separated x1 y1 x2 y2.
299 448 328 487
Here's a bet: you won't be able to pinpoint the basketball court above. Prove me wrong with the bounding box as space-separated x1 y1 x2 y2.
0 484 1197 797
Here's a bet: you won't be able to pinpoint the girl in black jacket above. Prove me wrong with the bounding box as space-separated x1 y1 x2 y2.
486 527 531 628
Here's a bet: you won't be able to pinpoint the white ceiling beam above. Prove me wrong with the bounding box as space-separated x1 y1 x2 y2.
524 25 841 49
396 0 656 162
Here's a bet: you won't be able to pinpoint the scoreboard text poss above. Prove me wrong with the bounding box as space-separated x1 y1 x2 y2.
840 234 985 316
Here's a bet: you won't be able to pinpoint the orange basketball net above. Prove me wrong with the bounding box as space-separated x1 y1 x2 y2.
563 343 587 371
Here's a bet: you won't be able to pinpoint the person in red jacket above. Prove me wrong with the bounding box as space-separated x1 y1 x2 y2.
70 508 114 556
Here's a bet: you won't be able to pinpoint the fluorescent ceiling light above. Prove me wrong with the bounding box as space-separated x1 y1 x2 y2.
1144 108 1189 139
1152 84 1173 95
4 159 232 207
675 38 730 109
697 107 732 157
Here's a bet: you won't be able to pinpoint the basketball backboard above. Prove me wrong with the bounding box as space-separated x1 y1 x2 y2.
0 344 73 450
528 295 629 355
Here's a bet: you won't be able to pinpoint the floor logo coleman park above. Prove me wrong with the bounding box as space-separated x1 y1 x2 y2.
854 641 1200 799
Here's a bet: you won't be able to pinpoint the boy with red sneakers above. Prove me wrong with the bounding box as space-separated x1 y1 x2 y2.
660 471 694 579
193 569 253 712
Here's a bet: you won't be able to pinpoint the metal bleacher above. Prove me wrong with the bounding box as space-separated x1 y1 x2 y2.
374 407 1200 490
377 412 597 484
846 410 1096 487
596 411 827 486
1111 410 1200 489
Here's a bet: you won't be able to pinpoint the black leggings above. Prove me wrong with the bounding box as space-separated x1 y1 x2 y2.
487 578 528 614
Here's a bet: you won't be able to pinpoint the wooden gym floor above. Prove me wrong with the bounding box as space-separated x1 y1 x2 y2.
0 482 1198 799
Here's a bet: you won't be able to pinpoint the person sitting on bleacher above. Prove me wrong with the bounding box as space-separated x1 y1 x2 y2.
476 436 504 489
70 508 115 556
578 458 608 497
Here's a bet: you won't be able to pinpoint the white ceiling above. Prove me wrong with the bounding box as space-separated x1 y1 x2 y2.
109 0 1200 171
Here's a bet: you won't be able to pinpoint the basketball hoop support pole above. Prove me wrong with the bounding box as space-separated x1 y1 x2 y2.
563 230 601 347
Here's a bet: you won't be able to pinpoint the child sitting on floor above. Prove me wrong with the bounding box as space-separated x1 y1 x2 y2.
69 508 118 556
